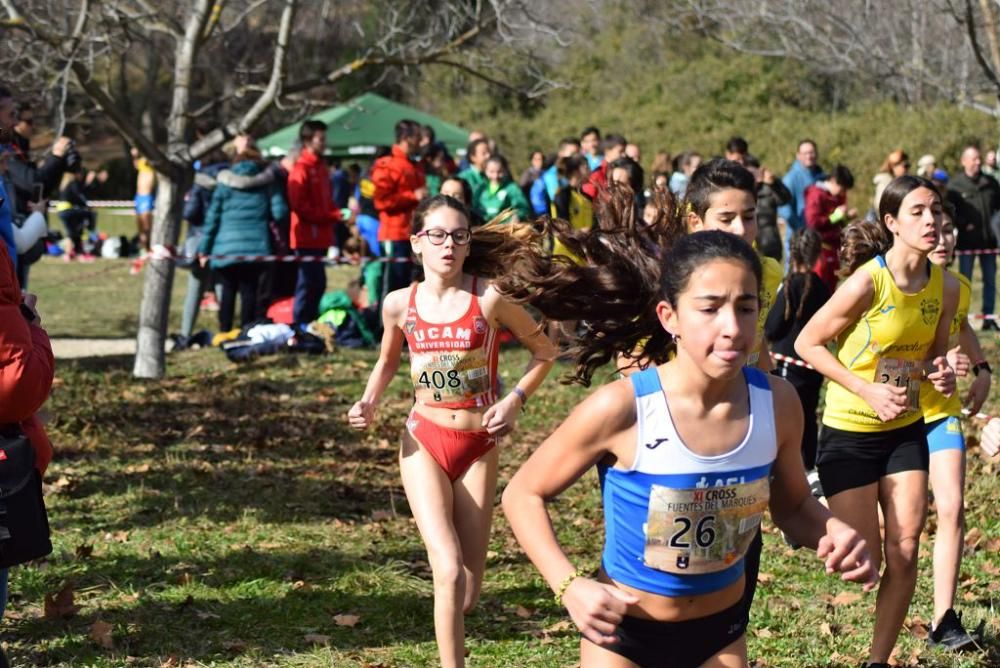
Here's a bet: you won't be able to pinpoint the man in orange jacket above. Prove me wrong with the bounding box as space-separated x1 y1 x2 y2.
371 119 426 308
287 120 347 324
0 240 54 662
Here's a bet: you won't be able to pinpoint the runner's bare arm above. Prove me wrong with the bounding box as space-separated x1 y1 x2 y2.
958 318 991 414
925 273 959 396
485 285 557 409
766 377 878 590
796 270 908 421
795 268 874 392
347 289 407 429
502 379 635 589
502 380 639 644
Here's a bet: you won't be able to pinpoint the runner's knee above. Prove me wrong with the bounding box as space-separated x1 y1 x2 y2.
884 534 920 573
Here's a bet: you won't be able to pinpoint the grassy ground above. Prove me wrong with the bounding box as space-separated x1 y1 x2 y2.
10 216 1000 666
3 339 998 666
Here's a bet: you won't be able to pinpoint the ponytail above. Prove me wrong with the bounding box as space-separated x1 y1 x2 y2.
784 228 821 320
493 185 685 385
839 220 891 277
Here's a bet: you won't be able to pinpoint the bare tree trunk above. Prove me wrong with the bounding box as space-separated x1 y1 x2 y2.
979 0 1000 76
133 172 188 378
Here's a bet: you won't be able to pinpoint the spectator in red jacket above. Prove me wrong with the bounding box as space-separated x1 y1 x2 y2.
371 119 427 307
804 164 856 292
287 120 347 324
581 134 627 200
0 239 54 654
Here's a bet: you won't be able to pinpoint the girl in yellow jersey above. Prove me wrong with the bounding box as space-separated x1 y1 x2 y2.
921 208 990 650
686 159 783 372
796 176 959 668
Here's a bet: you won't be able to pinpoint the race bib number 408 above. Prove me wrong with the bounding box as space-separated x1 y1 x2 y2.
643 479 769 575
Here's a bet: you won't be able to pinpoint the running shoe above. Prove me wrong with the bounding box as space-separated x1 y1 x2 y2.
929 608 978 651
982 319 1000 332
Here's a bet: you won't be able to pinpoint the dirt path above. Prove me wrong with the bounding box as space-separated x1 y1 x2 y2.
50 338 136 359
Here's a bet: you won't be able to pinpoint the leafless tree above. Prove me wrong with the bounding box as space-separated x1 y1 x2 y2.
0 0 564 378
654 0 1000 117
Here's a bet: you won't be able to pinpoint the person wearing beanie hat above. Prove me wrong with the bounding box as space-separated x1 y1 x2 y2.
932 168 949 188
917 154 936 179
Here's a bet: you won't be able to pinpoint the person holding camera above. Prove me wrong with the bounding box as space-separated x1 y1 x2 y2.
0 86 73 287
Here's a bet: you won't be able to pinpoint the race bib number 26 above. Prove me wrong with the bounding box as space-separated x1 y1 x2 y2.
643 478 769 575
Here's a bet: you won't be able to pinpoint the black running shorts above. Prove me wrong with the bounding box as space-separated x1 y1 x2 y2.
816 419 928 498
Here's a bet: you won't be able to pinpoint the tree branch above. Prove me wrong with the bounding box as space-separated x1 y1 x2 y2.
965 0 1000 98
186 0 298 162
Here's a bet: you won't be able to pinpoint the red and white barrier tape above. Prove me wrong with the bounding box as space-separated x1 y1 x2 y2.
145 244 410 266
770 352 815 370
49 200 136 209
954 248 1000 256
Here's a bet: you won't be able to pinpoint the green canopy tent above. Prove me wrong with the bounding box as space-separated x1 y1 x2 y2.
257 92 470 159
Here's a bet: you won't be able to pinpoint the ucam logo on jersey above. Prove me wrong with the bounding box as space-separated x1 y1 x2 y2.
412 325 472 342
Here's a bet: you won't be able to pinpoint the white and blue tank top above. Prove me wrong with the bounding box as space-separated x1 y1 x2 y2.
599 366 777 597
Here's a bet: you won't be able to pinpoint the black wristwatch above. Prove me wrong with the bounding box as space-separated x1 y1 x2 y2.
973 361 993 377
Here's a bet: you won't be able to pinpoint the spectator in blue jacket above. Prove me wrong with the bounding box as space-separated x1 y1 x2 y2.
174 154 229 348
530 137 581 216
0 154 16 270
778 139 824 260
198 149 288 333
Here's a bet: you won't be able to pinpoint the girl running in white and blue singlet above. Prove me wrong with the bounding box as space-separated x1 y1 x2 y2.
500 217 876 668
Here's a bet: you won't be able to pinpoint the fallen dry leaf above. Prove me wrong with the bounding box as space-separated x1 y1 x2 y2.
907 621 929 640
754 628 774 639
50 476 72 489
334 613 361 627
820 622 837 637
304 633 331 644
90 619 114 649
830 591 862 607
965 527 983 549
371 510 393 522
756 572 774 584
44 582 80 619
221 640 246 652
515 605 533 619
543 619 574 634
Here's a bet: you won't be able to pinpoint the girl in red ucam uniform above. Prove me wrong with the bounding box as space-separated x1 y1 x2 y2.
348 195 555 667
